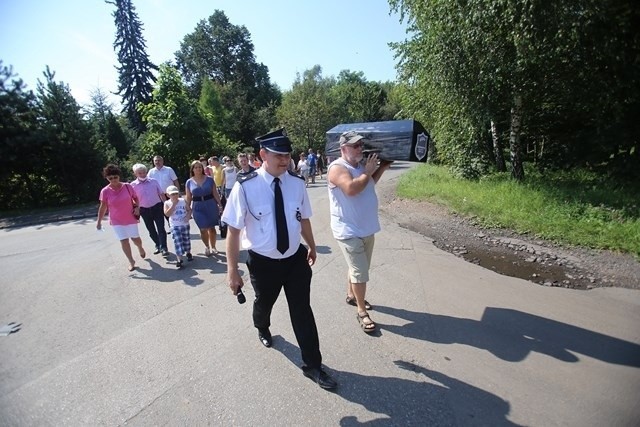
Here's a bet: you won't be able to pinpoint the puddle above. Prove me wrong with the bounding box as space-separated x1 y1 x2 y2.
459 246 582 289
400 222 592 290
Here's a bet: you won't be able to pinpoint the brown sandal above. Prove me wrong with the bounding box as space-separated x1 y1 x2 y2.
357 312 376 333
346 296 372 310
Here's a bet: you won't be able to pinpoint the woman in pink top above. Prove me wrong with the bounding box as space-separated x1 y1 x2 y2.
96 164 146 271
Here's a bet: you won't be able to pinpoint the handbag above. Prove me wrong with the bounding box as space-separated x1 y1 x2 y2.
125 185 141 220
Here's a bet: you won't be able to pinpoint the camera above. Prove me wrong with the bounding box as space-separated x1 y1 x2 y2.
237 289 246 304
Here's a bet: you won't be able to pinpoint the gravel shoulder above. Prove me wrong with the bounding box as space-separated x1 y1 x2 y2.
377 178 640 291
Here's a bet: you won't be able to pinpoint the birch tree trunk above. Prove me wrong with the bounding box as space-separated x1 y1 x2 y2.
491 120 506 172
509 94 525 181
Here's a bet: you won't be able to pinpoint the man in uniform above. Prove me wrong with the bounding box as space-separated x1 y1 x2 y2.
222 129 337 390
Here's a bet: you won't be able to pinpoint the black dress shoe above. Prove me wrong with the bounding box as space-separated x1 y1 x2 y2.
258 328 272 348
302 366 337 390
153 248 161 255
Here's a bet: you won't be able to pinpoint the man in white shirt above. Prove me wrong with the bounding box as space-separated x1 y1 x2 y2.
223 129 337 390
148 155 179 194
327 131 393 334
148 155 180 229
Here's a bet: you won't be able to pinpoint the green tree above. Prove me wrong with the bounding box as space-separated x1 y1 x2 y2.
379 81 404 121
140 63 236 180
176 10 258 91
0 62 40 208
332 70 387 123
198 79 228 136
106 0 157 135
87 88 129 162
390 0 640 181
175 10 280 143
35 67 104 205
276 66 337 153
390 0 510 179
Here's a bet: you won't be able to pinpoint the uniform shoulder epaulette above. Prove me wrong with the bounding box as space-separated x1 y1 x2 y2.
237 171 258 184
287 170 305 180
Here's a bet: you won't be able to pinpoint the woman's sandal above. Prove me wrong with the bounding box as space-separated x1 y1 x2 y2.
357 312 377 333
346 296 372 310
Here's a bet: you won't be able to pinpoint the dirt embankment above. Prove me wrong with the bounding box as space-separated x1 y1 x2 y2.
377 179 640 291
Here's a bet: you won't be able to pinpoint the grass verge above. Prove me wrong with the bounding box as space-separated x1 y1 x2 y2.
397 164 640 256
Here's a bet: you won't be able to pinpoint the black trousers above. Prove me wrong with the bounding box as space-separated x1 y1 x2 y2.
247 245 322 369
140 202 167 250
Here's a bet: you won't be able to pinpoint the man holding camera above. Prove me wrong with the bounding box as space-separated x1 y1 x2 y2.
222 129 337 390
327 131 393 334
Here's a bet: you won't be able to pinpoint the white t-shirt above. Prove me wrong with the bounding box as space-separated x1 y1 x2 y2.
298 159 309 172
327 158 381 239
165 198 189 227
223 166 238 190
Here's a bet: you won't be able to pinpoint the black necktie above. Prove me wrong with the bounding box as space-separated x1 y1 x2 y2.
274 177 289 254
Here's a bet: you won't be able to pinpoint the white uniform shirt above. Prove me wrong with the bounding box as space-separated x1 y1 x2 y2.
148 166 178 192
327 158 381 239
222 168 312 259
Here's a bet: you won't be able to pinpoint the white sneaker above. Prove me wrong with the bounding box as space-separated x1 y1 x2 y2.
205 247 211 257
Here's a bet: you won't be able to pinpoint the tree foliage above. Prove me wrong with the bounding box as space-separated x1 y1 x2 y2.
276 66 337 153
332 70 388 123
87 88 129 162
198 79 228 137
35 68 106 203
139 63 237 180
2 13 401 211
107 0 157 135
276 66 395 154
175 10 280 143
0 62 39 207
0 65 106 208
389 0 640 181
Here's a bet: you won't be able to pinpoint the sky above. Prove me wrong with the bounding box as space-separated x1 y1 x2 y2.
1 0 408 107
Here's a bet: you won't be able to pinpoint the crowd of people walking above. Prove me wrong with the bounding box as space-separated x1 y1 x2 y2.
95 133 390 390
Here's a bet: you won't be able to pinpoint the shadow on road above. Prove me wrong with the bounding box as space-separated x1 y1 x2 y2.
271 337 519 426
315 245 333 255
374 305 640 367
130 255 228 287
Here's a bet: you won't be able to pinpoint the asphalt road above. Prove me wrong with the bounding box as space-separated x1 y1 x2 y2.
1 163 639 426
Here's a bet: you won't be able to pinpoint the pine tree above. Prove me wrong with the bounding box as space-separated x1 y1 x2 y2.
106 0 157 135
36 67 104 204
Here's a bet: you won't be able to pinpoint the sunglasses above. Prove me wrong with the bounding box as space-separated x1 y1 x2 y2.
106 175 119 180
348 142 364 149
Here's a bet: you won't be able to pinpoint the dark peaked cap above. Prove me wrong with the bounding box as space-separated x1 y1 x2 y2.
255 128 292 154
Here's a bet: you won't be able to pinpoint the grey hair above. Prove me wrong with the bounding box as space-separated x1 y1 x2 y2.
132 163 147 173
